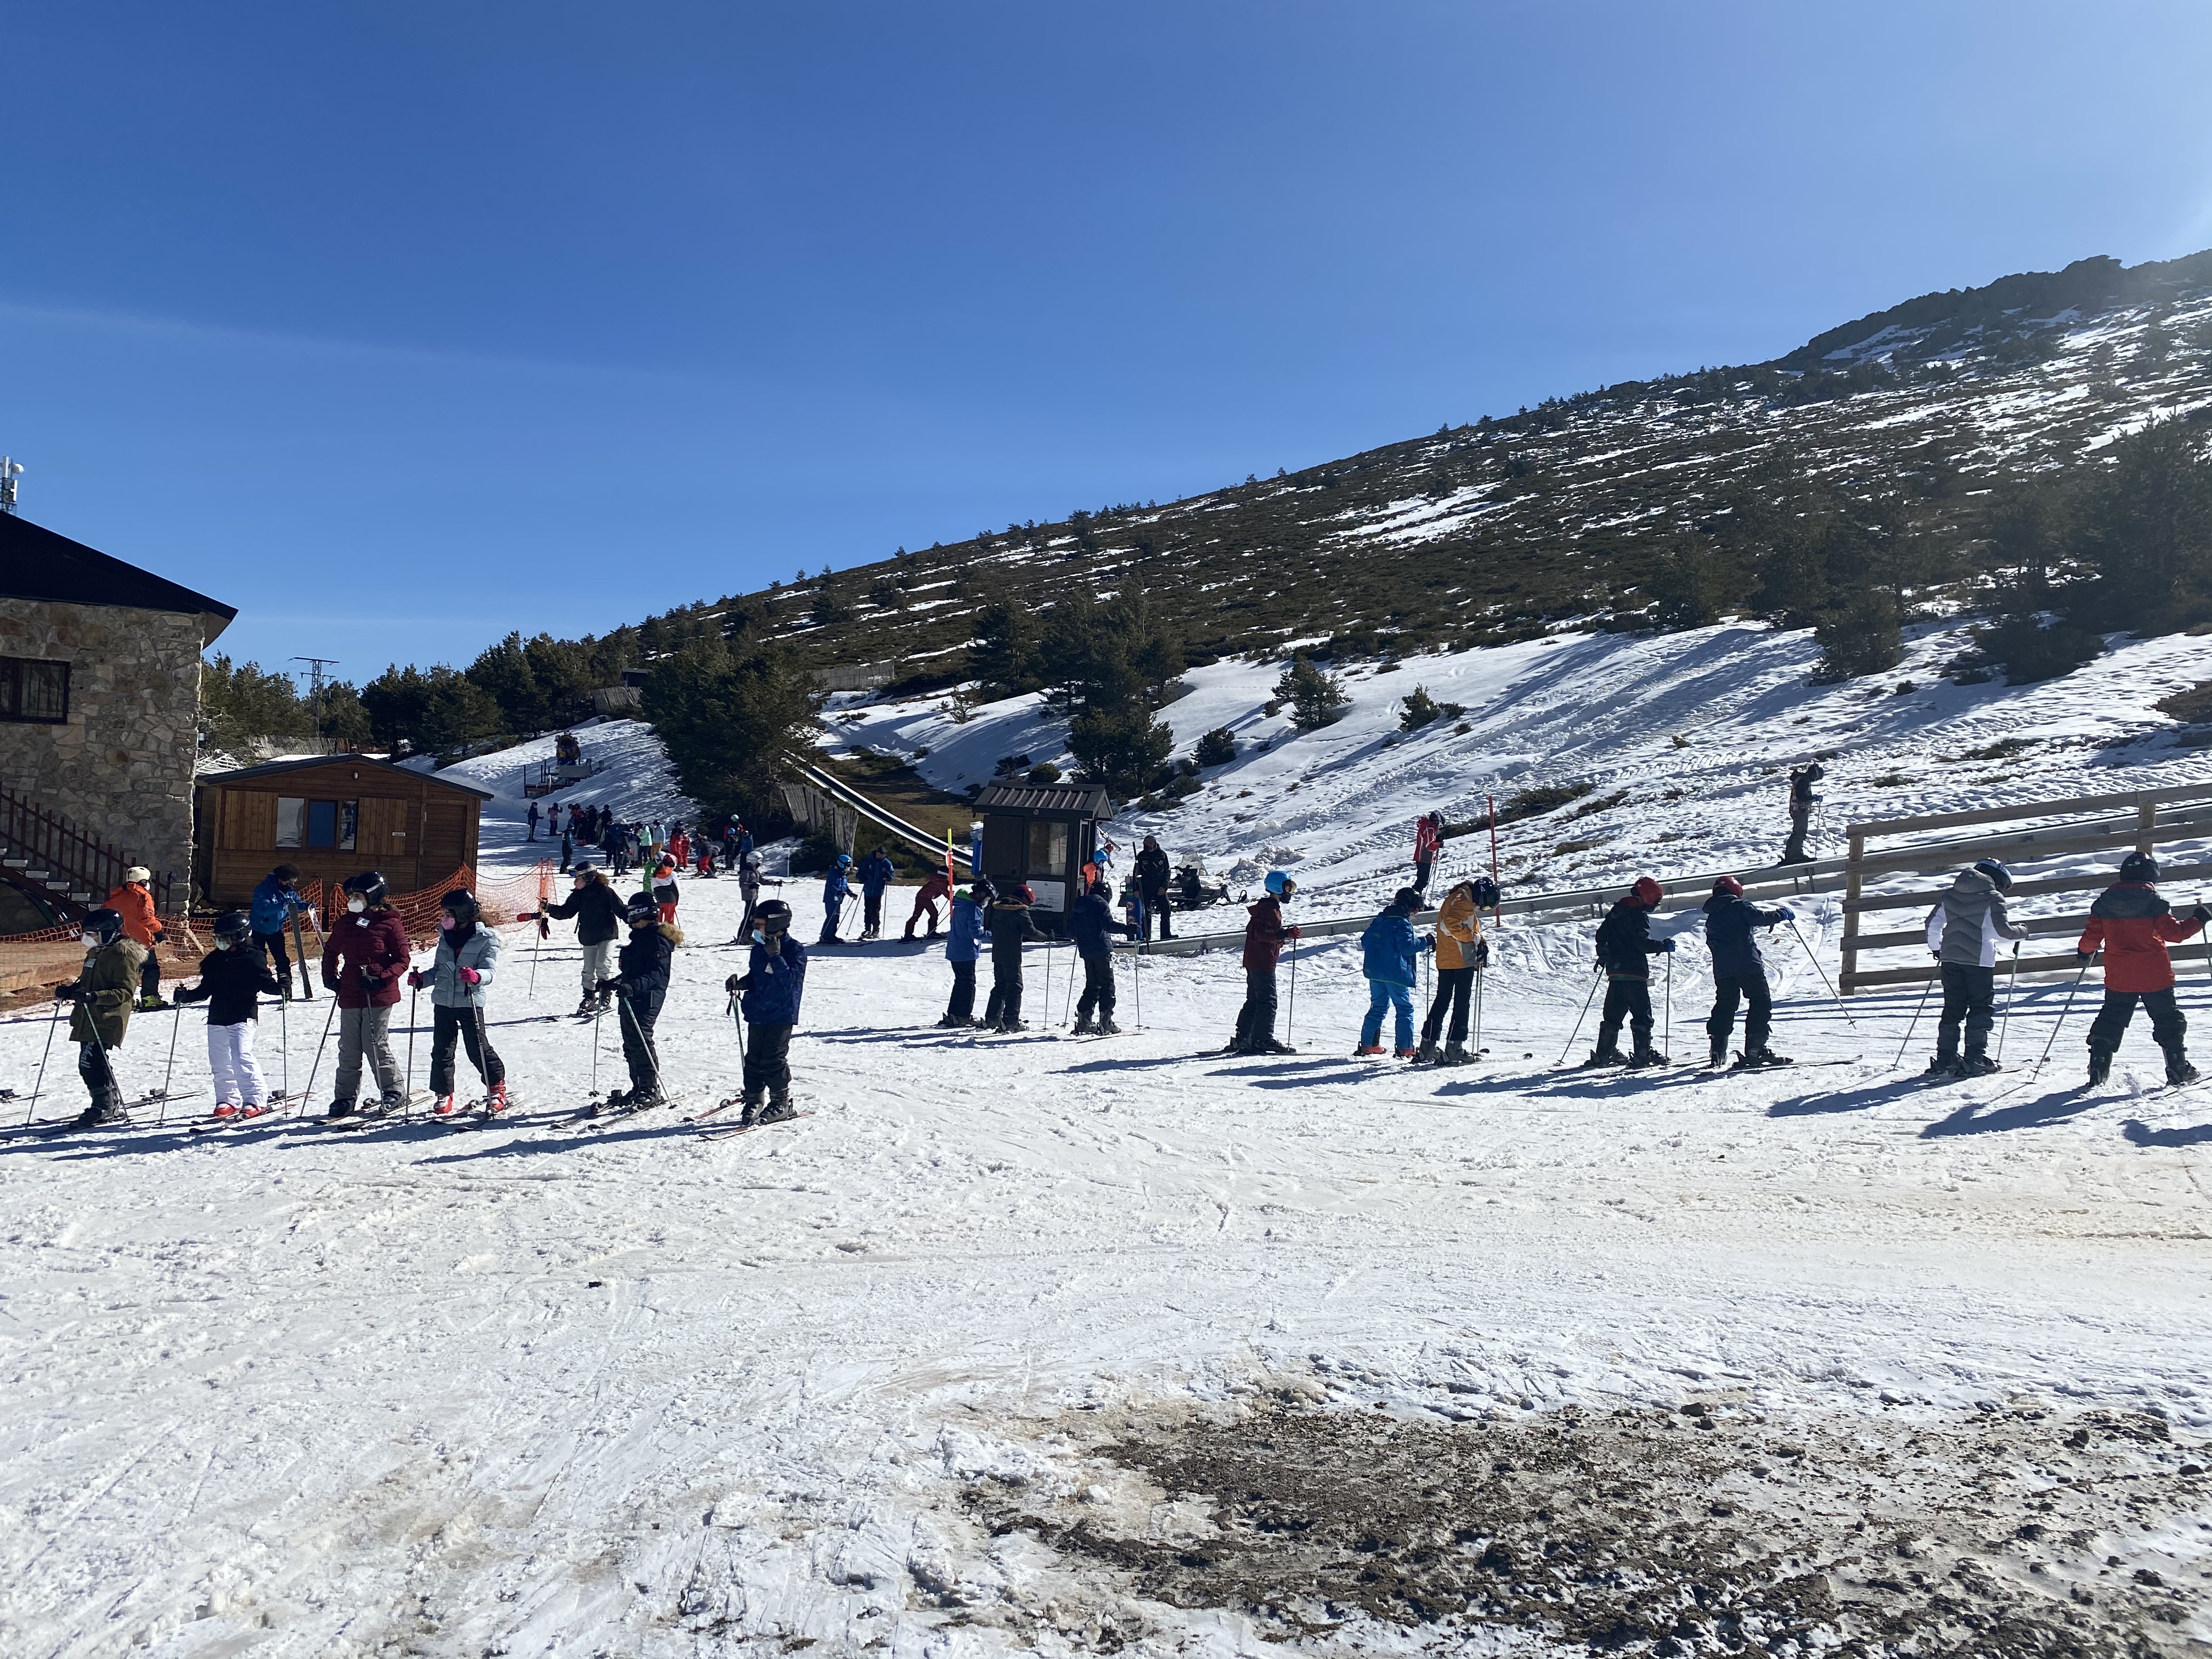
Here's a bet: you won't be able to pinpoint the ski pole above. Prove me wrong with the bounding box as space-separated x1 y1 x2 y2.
279 993 290 1102
1787 917 1859 1030
1995 943 2021 1065
617 986 667 1101
1043 933 1053 1028
1133 936 1142 1032
590 988 605 1096
24 996 63 1126
1064 941 1077 1027
301 997 339 1109
1663 953 1672 1049
2035 953 2095 1072
1559 966 1603 1065
156 998 184 1126
1892 970 1937 1070
726 991 747 1065
1473 966 1483 1058
405 981 420 1114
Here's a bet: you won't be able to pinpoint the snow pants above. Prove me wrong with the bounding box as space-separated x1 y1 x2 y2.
1141 889 1172 941
208 1019 269 1108
616 992 660 1095
1781 804 1813 865
1075 952 1116 1022
1596 976 1654 1057
1233 968 1278 1050
333 1005 402 1106
743 1022 793 1104
255 929 292 997
1421 966 1474 1046
1361 979 1415 1051
820 896 843 945
580 939 614 1002
2086 988 2186 1058
864 891 884 936
1936 964 1995 1062
1707 970 1773 1054
905 892 943 938
1413 855 1434 893
985 952 1024 1026
430 1004 504 1097
78 1041 119 1109
945 959 977 1022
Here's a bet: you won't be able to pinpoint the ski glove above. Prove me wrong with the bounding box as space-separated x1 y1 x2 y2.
458 967 481 985
2194 906 2212 924
1660 938 1677 953
1286 926 1302 940
407 969 427 989
2075 950 2094 965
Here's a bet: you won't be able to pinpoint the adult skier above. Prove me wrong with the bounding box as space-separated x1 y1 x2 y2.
938 884 987 1027
726 897 803 1125
1069 876 1136 1034
527 800 540 842
173 910 283 1121
1229 871 1300 1054
1700 875 1796 1069
2076 851 2209 1086
541 862 627 1016
1780 763 1825 865
407 888 506 1117
54 908 144 1127
820 853 854 945
1415 878 1486 1065
1585 876 1673 1068
319 870 412 1118
1922 858 2031 1077
1356 887 1426 1058
1412 811 1446 893
857 847 897 940
105 866 170 1010
558 818 574 874
983 881 1041 1032
904 867 951 939
1133 836 1173 941
599 889 682 1111
250 863 313 998
738 850 765 937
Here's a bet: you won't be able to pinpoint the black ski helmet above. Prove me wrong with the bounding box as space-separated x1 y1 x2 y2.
441 888 479 926
81 907 125 945
341 870 388 906
624 890 658 926
213 910 253 943
2120 850 2159 883
1973 858 2014 893
753 899 793 935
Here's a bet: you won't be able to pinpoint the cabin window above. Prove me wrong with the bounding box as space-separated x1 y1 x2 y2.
275 797 359 850
1028 818 1068 872
0 656 70 724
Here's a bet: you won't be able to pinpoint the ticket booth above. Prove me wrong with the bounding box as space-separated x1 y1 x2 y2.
975 781 1110 938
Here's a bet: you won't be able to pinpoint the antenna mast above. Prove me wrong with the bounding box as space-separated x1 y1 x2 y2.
294 656 340 751
0 457 22 516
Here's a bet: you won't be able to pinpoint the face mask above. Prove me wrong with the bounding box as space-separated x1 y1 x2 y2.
347 896 367 914
438 914 454 930
215 937 234 950
751 929 765 944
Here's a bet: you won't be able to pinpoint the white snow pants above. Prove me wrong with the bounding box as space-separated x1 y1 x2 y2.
581 939 614 997
207 1020 267 1108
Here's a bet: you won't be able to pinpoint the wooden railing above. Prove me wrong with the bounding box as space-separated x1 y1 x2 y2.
0 783 176 915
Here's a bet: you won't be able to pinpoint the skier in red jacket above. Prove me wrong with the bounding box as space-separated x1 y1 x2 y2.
2076 851 2209 1086
1412 812 1445 893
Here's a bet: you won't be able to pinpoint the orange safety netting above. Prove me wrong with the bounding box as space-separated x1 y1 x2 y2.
298 864 556 949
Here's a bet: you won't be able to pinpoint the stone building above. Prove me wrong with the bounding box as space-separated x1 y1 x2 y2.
0 513 236 918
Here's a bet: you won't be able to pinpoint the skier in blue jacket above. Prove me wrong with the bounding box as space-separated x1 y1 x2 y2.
249 864 313 998
820 853 854 945
1069 878 1136 1034
938 887 989 1027
1357 887 1427 1058
1701 875 1796 1069
857 848 897 940
728 898 806 1126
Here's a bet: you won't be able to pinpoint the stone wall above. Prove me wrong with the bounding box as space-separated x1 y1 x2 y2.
0 597 204 902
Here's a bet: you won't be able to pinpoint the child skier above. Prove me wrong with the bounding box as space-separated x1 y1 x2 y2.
1415 878 1485 1065
599 889 682 1111
984 881 1040 1032
54 907 145 1127
738 850 764 937
727 896 804 1126
1069 876 1136 1034
1229 871 1300 1054
1585 876 1674 1067
820 853 854 945
175 910 283 1121
1357 887 1426 1058
542 862 628 1017
2076 851 2209 1085
1923 857 2031 1076
320 870 413 1117
939 884 987 1027
858 847 897 940
1411 812 1445 893
652 856 680 926
407 889 507 1117
1700 875 1796 1069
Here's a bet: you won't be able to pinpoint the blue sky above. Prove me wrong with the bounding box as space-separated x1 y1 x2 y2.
4 2 2211 681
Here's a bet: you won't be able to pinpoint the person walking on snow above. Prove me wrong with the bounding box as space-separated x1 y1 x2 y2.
174 910 283 1121
542 863 628 1016
905 867 951 939
820 853 854 944
938 885 988 1026
726 898 804 1125
249 864 312 999
1922 858 2031 1077
319 870 412 1118
597 890 682 1111
1134 836 1173 941
1585 876 1674 1067
1412 811 1446 894
104 865 170 1011
858 847 896 940
527 800 540 842
1415 879 1486 1065
558 819 574 873
1229 872 1301 1054
54 908 145 1127
2076 851 2208 1086
1069 877 1136 1034
407 889 506 1117
983 882 1041 1031
1701 875 1796 1069
1356 887 1427 1058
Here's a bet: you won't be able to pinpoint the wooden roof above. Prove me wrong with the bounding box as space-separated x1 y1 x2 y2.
195 755 493 799
974 780 1112 816
0 514 236 644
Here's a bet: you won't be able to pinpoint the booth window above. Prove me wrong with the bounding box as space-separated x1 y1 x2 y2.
0 656 70 724
1029 819 1068 872
275 797 360 850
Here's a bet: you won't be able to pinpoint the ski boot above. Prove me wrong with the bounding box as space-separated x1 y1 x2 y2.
1097 1018 1122 1036
757 1091 798 1125
626 1085 663 1111
1395 1046 1419 1060
1624 1048 1668 1069
1734 1048 1793 1070
1578 1047 1627 1069
213 1102 241 1121
736 1092 764 1128
136 994 172 1012
1072 1014 1097 1035
1258 1036 1296 1055
1708 1036 1729 1068
574 994 599 1018
1957 1053 2001 1077
1925 1052 1961 1079
2163 1043 2198 1086
72 1098 128 1129
486 1081 510 1115
1440 1041 1471 1066
1412 1038 1442 1066
358 1093 403 1120
2087 1045 2113 1086
326 1097 356 1119
432 1094 456 1117
1354 1043 1384 1057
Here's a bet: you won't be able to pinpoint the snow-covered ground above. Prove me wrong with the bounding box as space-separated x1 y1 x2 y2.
3 626 2211 1656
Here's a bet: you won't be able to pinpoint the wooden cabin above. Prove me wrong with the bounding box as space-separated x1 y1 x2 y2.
193 757 490 909
974 780 1111 936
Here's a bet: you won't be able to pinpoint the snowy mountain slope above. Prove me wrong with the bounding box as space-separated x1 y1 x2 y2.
437 718 696 833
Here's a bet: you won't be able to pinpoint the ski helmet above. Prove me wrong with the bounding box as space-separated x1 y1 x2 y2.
1013 883 1035 905
1713 875 1743 898
624 891 658 925
753 899 793 935
2120 850 2159 883
1470 874 1501 909
741 850 762 868
572 861 597 880
1391 886 1424 912
341 870 388 906
213 910 252 944
1265 871 1296 898
835 853 854 868
441 888 479 927
1631 876 1663 906
272 863 299 884
81 907 125 945
1972 858 2014 893
123 864 151 885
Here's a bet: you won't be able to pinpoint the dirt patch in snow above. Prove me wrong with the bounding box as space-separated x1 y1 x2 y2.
961 1397 2210 1656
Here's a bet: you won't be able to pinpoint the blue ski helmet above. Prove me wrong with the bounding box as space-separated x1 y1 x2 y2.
1972 857 2013 893
1264 870 1295 898
835 853 854 868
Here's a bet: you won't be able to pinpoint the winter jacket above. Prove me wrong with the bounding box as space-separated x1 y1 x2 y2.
1361 905 1421 986
249 874 309 936
544 874 628 946
321 908 410 1008
613 922 681 1023
64 938 146 1047
737 930 805 1026
1242 896 1294 972
858 853 896 897
1413 817 1444 864
945 896 986 964
736 831 755 860
104 882 162 947
1434 888 1482 971
177 946 281 1025
986 897 1039 964
425 922 499 1008
1702 893 1790 981
1133 843 1171 897
1595 898 1667 979
822 868 851 906
2077 882 2207 994
1068 887 1133 957
915 871 951 908
1925 867 2030 968
651 869 680 910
